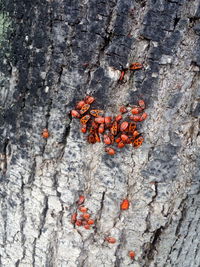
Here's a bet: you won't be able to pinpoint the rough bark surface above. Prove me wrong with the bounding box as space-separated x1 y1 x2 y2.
0 0 200 266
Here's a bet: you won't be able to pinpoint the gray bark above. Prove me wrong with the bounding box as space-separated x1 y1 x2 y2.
0 0 200 266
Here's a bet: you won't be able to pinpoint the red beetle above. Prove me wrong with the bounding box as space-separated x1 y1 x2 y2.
77 195 85 205
110 121 118 136
95 132 101 142
129 250 135 260
79 206 88 213
120 121 129 132
87 134 96 144
115 114 122 122
129 62 143 70
133 137 144 148
98 123 105 134
85 96 95 104
104 134 111 145
121 134 129 142
119 106 127 114
118 141 125 148
131 107 142 115
71 110 80 118
115 137 121 143
75 220 82 226
84 225 90 230
120 199 129 210
87 219 94 225
80 115 90 125
119 70 125 81
139 112 148 121
42 128 49 138
80 104 90 115
105 147 115 155
90 109 104 117
71 213 77 224
82 213 90 220
76 100 85 109
95 117 105 124
138 100 145 109
130 115 141 122
81 125 87 133
105 237 116 244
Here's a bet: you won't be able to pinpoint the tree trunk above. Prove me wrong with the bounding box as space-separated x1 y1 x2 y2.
0 0 200 266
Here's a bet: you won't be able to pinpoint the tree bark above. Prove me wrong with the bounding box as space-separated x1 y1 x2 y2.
0 0 200 266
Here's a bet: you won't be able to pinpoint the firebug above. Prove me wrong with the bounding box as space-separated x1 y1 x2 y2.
71 110 80 118
80 104 90 115
120 199 129 210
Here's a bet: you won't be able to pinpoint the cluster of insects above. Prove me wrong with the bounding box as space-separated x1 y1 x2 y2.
71 196 95 230
70 195 135 260
71 94 147 155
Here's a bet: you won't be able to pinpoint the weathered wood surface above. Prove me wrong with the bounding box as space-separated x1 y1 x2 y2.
0 0 200 266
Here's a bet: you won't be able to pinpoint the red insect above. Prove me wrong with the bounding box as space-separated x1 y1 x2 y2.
120 121 129 132
95 132 101 142
81 125 87 133
105 116 111 124
129 62 143 70
105 237 116 244
133 130 139 138
129 250 135 260
104 134 111 145
79 206 88 213
94 117 105 124
120 199 129 210
115 114 123 122
80 104 90 115
131 107 142 114
121 134 129 142
87 134 96 144
105 147 115 155
81 220 87 226
110 121 118 136
75 220 82 226
126 138 132 144
77 196 85 205
118 141 125 148
80 114 90 125
76 100 85 109
105 116 112 128
115 137 121 143
71 213 77 224
71 110 80 118
119 106 127 114
129 122 137 133
98 123 105 134
133 136 144 148
87 219 94 225
90 109 104 117
85 96 95 104
139 112 148 121
138 100 145 109
82 213 90 220
119 70 125 81
108 133 115 144
130 115 141 122
42 128 49 138
90 121 99 133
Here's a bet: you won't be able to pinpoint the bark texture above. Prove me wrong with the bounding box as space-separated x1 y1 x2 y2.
0 0 200 266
